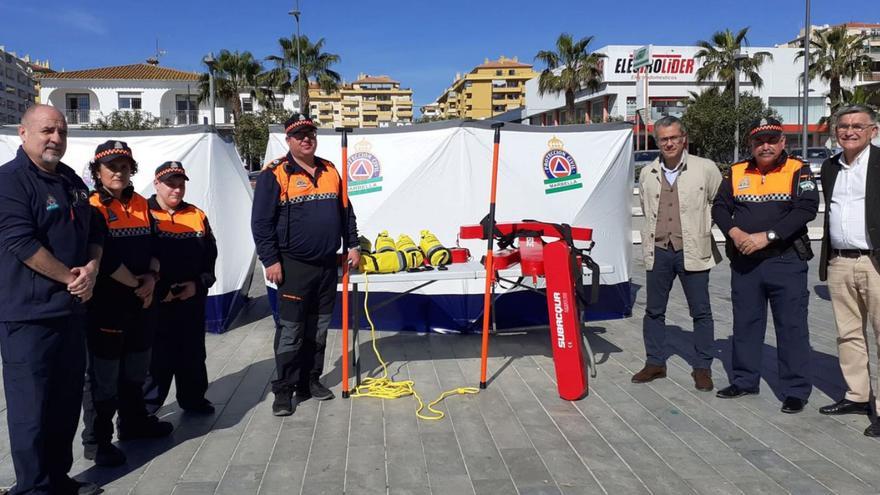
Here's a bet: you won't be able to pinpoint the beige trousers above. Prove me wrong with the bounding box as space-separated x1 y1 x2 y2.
827 255 880 409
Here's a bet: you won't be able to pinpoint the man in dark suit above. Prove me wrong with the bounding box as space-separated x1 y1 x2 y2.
816 105 880 437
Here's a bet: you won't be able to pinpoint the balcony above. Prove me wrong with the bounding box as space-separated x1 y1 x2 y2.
342 108 358 116
397 110 413 118
160 110 202 126
63 108 101 125
343 118 359 126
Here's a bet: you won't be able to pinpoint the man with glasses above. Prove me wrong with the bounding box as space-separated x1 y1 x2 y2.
632 116 722 391
816 106 880 436
712 117 818 414
251 114 360 416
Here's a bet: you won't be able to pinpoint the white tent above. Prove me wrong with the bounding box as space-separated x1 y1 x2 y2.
0 125 255 333
264 120 634 332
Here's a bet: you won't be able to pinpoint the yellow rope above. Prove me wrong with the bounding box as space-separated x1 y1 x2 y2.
350 271 479 420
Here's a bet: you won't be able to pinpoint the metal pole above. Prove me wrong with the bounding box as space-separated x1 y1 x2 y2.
733 52 741 163
801 0 811 155
208 58 216 127
295 0 304 116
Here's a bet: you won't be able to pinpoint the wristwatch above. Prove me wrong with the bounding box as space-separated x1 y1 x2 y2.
766 230 778 243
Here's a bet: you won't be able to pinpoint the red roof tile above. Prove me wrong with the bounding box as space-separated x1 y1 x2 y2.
43 64 200 81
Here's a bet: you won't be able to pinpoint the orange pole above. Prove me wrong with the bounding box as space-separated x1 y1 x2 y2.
337 127 352 398
479 122 504 389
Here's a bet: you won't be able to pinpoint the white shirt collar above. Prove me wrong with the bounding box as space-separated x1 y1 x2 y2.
839 146 871 169
660 151 687 172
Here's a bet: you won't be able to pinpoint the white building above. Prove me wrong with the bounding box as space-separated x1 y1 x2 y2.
524 45 833 149
40 63 224 127
237 91 300 116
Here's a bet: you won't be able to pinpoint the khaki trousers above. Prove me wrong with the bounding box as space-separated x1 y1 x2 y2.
827 255 880 410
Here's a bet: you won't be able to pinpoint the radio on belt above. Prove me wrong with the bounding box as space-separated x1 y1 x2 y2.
460 220 600 401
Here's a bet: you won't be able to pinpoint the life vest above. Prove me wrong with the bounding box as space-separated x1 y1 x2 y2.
419 230 451 267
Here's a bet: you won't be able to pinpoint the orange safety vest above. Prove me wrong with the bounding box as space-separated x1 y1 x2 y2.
728 157 805 203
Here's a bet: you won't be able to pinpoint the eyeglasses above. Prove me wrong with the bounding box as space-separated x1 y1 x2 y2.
836 123 876 133
658 135 685 145
751 136 782 146
288 131 317 141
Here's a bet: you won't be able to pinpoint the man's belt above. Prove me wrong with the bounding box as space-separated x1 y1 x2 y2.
831 248 873 259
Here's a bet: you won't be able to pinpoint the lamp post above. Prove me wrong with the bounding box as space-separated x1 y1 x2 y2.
288 1 304 116
733 52 749 163
801 0 812 156
202 52 216 126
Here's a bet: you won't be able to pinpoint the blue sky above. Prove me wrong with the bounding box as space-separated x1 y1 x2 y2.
1 0 876 110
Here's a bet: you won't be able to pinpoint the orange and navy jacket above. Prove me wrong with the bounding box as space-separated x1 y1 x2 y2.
89 186 158 306
712 152 818 257
251 153 359 266
147 195 217 299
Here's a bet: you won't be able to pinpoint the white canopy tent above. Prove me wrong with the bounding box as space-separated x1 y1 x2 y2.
264 120 634 331
0 125 255 332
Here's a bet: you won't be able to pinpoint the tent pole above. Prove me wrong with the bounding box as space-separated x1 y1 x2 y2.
336 126 353 398
479 122 504 389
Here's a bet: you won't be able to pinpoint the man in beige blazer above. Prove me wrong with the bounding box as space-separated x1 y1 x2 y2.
632 116 722 391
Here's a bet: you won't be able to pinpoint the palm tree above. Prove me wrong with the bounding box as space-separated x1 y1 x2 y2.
266 34 341 116
694 28 773 90
796 25 872 108
198 50 277 124
534 33 605 124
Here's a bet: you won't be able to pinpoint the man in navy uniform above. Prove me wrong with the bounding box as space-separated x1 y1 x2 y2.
0 104 102 494
712 117 818 414
251 114 360 416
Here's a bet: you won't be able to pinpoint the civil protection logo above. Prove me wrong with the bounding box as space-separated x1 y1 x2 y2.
346 139 383 196
542 136 583 195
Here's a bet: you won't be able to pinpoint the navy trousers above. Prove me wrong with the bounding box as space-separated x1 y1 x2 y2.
0 315 86 494
729 250 812 399
643 246 715 369
144 295 209 413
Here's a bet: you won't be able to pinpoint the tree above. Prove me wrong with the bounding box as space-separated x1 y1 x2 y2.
682 87 779 165
235 108 291 170
695 28 773 90
85 110 161 130
534 33 605 124
796 25 872 108
198 50 277 125
266 34 341 116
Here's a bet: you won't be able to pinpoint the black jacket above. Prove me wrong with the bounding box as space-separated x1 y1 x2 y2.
819 144 880 281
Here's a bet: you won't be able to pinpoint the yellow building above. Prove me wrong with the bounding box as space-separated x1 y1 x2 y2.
308 74 413 128
434 56 537 120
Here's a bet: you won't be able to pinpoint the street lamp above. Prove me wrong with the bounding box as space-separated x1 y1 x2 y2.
733 52 749 163
801 0 812 157
288 1 304 116
202 52 216 126
797 75 814 155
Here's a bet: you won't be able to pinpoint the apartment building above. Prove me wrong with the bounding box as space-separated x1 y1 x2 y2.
433 56 537 120
0 46 41 124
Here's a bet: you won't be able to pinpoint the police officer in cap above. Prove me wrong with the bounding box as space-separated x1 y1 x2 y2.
0 104 103 494
712 117 819 413
143 161 217 415
82 140 173 467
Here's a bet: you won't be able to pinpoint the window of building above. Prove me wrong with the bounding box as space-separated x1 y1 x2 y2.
508 70 515 75
464 81 473 88
5 68 13 79
495 70 503 76
66 93 90 124
493 105 505 113
6 100 14 110
175 95 199 125
118 92 142 110
241 97 254 113
465 93 472 99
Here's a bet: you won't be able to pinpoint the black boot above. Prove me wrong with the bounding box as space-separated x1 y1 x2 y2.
83 442 126 467
117 415 173 441
272 389 293 416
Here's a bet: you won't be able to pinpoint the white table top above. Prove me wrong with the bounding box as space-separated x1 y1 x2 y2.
346 261 612 285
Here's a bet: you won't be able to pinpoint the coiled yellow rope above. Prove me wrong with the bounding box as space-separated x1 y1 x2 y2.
350 272 479 420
